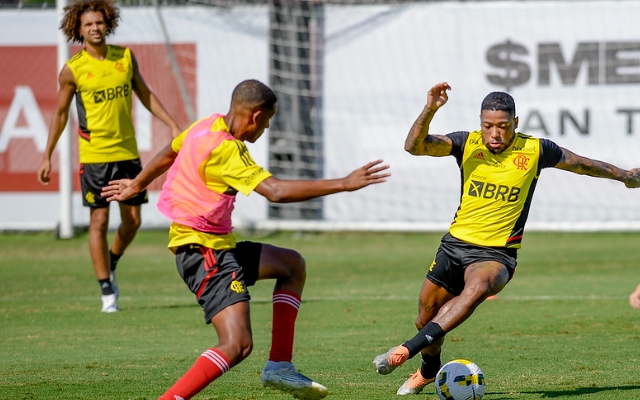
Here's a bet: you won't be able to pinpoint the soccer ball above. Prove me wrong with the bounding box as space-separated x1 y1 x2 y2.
435 359 486 400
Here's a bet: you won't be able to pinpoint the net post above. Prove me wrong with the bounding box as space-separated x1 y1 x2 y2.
57 0 73 239
268 1 325 220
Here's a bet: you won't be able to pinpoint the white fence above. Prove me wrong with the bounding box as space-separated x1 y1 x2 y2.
1 2 640 232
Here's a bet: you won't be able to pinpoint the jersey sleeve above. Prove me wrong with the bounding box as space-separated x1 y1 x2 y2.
170 130 187 153
171 119 202 153
539 138 563 168
219 140 272 196
446 131 469 165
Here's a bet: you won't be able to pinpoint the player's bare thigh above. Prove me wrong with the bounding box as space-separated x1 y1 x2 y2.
462 260 510 299
417 260 510 327
255 243 305 281
417 278 455 327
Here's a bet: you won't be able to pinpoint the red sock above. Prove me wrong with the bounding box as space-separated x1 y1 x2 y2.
269 290 301 362
159 348 230 400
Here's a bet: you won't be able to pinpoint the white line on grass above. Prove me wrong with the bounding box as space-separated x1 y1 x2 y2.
63 294 627 302
291 295 629 302
25 294 625 304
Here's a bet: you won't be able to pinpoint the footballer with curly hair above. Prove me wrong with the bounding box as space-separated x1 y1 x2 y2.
38 0 183 313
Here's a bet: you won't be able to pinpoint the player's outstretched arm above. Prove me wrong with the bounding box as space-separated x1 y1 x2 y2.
101 144 178 202
254 160 390 203
405 82 454 157
554 148 640 188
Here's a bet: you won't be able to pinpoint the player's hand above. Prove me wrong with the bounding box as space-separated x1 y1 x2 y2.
624 168 640 188
37 159 52 185
426 82 451 112
630 284 640 309
101 179 139 202
343 160 390 191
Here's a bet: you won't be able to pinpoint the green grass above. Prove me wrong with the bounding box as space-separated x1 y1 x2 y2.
1 230 640 399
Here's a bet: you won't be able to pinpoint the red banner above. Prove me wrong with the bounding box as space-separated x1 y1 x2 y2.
0 43 196 191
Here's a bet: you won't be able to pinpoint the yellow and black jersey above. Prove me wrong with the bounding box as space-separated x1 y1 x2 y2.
447 130 562 248
66 45 138 163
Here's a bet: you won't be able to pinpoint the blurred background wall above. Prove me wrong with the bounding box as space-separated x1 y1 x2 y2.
2 1 640 232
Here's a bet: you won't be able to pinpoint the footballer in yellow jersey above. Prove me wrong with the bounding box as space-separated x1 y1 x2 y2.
447 129 562 248
374 82 640 395
101 79 389 400
67 44 138 164
37 0 182 314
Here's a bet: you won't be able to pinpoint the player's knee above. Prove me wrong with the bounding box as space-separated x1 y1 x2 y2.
121 210 142 231
222 339 253 365
288 251 307 281
462 281 493 305
415 315 428 330
90 213 109 232
123 215 141 232
239 340 253 360
415 303 439 330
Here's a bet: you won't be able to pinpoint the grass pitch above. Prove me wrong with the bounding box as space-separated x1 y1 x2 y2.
1 230 640 399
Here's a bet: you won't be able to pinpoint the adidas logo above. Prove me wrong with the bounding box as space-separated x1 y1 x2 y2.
424 334 434 343
474 152 485 159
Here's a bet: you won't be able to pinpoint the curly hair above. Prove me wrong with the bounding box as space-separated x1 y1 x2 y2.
59 0 121 43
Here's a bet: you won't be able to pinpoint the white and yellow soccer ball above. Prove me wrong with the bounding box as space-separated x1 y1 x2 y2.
435 359 486 400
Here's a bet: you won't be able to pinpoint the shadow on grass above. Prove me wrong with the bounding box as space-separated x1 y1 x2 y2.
490 384 640 399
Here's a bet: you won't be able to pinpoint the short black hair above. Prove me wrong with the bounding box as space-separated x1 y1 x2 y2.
231 79 277 111
481 91 516 117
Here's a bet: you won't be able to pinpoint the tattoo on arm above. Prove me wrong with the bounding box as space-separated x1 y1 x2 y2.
405 109 431 154
424 135 453 157
405 108 451 156
557 148 627 182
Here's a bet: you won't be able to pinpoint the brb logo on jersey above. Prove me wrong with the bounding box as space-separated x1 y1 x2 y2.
93 84 130 103
469 180 521 202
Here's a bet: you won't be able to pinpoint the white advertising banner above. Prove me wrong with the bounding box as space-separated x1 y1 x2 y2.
1 1 639 231
323 1 640 229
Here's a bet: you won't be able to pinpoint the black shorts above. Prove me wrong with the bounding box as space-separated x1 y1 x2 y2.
426 233 518 296
175 241 262 324
80 159 148 208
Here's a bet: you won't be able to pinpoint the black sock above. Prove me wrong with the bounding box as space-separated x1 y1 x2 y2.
99 278 114 295
420 351 442 379
402 322 445 358
109 250 121 272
